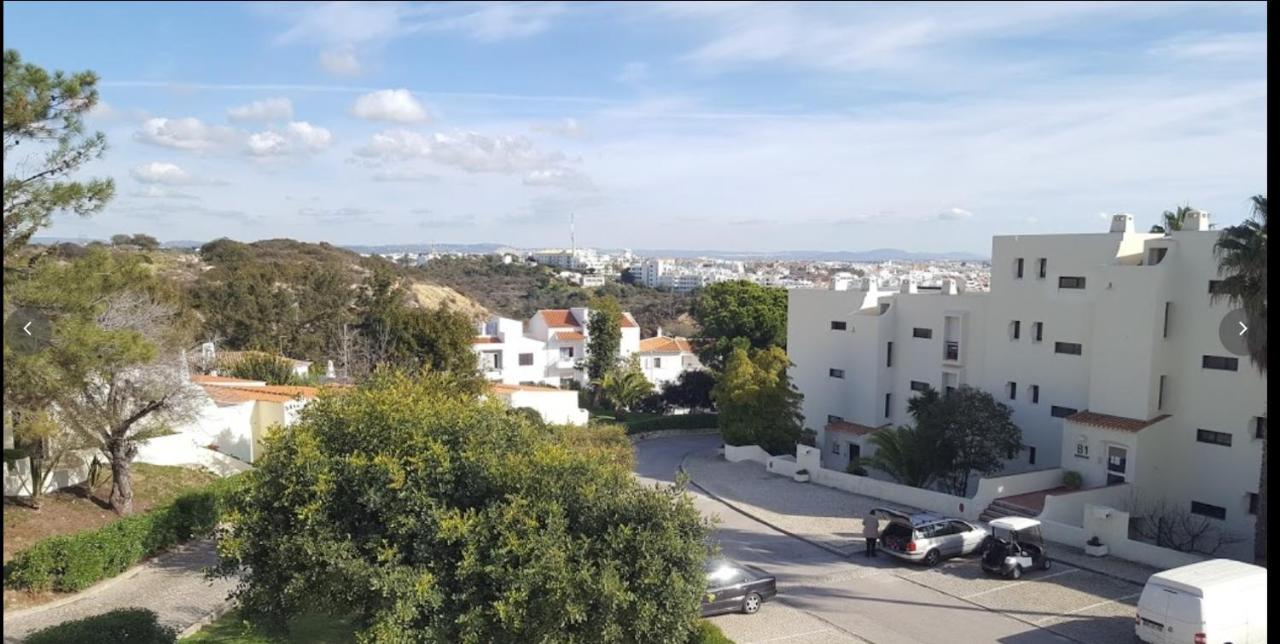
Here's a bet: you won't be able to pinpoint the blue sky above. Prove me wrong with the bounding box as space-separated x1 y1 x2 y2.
3 1 1267 254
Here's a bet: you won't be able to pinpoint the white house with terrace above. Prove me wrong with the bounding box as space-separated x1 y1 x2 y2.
637 332 702 386
787 213 1265 560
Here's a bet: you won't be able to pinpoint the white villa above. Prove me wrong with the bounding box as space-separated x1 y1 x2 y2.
472 308 699 388
788 213 1265 559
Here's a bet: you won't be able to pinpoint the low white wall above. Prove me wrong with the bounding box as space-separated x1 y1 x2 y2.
1039 484 1134 527
505 390 589 426
135 434 251 478
725 444 771 465
971 467 1064 505
766 455 801 477
1040 504 1206 571
812 467 976 519
3 449 96 496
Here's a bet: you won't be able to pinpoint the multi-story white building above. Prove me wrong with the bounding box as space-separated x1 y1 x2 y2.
788 213 1265 559
529 249 608 273
472 308 643 387
637 332 703 386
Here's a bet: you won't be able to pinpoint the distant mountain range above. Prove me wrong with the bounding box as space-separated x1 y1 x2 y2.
32 238 988 262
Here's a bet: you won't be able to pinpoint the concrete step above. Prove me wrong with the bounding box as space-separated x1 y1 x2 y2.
979 501 1039 524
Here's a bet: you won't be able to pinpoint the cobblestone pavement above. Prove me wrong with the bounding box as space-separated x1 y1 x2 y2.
685 450 1150 644
3 539 235 643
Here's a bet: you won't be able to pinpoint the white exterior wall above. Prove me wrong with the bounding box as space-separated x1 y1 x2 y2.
501 389 589 426
789 220 1265 560
175 395 257 462
639 352 699 386
476 310 671 387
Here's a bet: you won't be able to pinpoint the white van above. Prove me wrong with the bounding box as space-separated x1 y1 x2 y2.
1135 559 1267 644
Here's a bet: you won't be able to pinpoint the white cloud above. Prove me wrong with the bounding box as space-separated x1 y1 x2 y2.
129 186 200 200
131 162 194 185
533 117 584 138
351 89 430 123
228 97 294 122
1150 32 1267 61
133 117 240 153
523 168 594 191
372 168 441 183
938 207 973 221
354 130 569 174
246 121 333 156
447 2 564 42
319 46 362 76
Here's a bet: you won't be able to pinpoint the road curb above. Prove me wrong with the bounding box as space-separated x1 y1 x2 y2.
176 596 238 639
679 452 854 559
629 428 721 443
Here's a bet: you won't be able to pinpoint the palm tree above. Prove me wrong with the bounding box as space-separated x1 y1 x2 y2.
1150 204 1199 234
864 426 940 489
1212 194 1267 565
600 358 654 415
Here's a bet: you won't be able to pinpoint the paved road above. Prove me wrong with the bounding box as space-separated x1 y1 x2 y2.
636 435 1137 644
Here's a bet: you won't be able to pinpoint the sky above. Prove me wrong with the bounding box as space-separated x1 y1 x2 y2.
3 1 1268 255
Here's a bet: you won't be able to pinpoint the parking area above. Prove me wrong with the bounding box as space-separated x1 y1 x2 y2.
887 555 1141 643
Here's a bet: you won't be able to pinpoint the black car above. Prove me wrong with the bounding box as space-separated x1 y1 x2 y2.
699 559 778 617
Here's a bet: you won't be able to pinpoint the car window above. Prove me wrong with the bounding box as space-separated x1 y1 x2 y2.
949 521 971 533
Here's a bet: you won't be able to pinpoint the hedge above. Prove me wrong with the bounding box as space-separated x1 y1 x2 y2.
4 474 242 593
25 608 177 644
625 413 719 434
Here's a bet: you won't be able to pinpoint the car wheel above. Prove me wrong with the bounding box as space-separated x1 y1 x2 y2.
1041 558 1052 571
742 592 763 615
923 549 941 567
1009 565 1022 580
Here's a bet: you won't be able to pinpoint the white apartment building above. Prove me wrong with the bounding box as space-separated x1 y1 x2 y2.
529 249 608 273
788 213 1265 559
637 332 703 386
473 307 641 387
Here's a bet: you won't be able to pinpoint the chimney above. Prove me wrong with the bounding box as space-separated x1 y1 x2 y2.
326 360 336 379
901 279 917 294
1186 209 1211 231
656 326 663 337
1110 213 1135 234
942 278 958 295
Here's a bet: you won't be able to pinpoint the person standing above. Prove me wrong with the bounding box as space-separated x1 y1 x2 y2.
863 509 880 557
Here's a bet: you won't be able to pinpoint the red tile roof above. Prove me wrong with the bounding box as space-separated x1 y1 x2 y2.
1065 411 1171 433
190 375 262 385
638 336 693 354
535 309 581 327
199 384 319 404
825 420 888 436
553 331 585 341
620 312 638 328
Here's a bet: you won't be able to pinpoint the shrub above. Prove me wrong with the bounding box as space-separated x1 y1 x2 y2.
1062 470 1083 490
846 458 868 476
798 429 817 448
634 392 670 415
5 476 240 593
626 413 719 434
24 608 176 644
693 620 735 644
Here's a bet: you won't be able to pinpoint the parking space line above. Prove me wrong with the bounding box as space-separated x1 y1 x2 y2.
1031 591 1143 624
961 568 1079 599
752 628 836 642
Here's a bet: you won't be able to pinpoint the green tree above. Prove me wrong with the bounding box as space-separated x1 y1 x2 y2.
910 385 1022 496
863 426 941 489
586 295 623 381
1212 194 1267 565
692 281 787 368
661 369 717 411
214 371 710 643
712 346 803 455
3 50 114 266
600 356 654 414
1149 204 1199 234
386 306 482 388
227 353 303 386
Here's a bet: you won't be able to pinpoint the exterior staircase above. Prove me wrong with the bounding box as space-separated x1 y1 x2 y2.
979 498 1039 523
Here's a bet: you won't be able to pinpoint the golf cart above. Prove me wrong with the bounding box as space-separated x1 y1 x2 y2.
981 517 1051 579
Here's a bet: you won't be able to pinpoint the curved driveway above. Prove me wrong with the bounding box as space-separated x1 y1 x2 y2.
636 435 1079 644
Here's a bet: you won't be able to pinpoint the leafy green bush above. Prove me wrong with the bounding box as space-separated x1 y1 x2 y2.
226 353 302 386
5 476 240 593
693 620 735 644
626 413 719 433
24 608 176 644
1062 470 1083 490
846 458 868 476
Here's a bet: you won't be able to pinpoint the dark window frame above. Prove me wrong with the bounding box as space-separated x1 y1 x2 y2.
1030 384 1040 404
518 353 534 366
1157 375 1166 410
830 320 847 331
1051 405 1077 419
1190 501 1227 521
912 327 933 339
1028 446 1037 465
1058 276 1086 289
1033 321 1043 342
910 381 929 392
1055 342 1083 355
1162 302 1171 338
1249 493 1260 515
1008 381 1017 400
1015 258 1024 279
1256 417 1267 440
829 368 845 379
1037 258 1047 279
1208 280 1228 295
1011 320 1021 340
1202 355 1239 371
1196 429 1233 447
884 393 892 419
827 414 844 424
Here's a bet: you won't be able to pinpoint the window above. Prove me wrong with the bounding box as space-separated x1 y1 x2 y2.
1148 247 1168 265
1157 375 1166 410
1015 258 1024 279
886 342 894 367
1196 429 1233 447
1249 493 1260 515
1055 342 1083 355
910 381 929 392
827 414 844 424
1162 302 1171 338
1032 321 1043 342
1030 384 1040 404
831 441 840 455
1028 446 1037 465
1202 355 1239 371
884 393 892 419
829 368 845 379
1190 501 1226 521
1037 258 1047 279
482 352 502 370
1208 280 1228 295
560 346 574 359
1051 405 1077 418
1256 417 1267 440
1059 276 1086 289
652 357 662 368
912 327 933 339
518 353 534 366
830 320 847 331
1008 381 1017 400
1010 320 1021 340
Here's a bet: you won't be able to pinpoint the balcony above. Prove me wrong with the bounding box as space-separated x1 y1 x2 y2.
944 341 960 362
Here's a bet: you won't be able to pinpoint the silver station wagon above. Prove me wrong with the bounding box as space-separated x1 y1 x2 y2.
874 507 989 567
